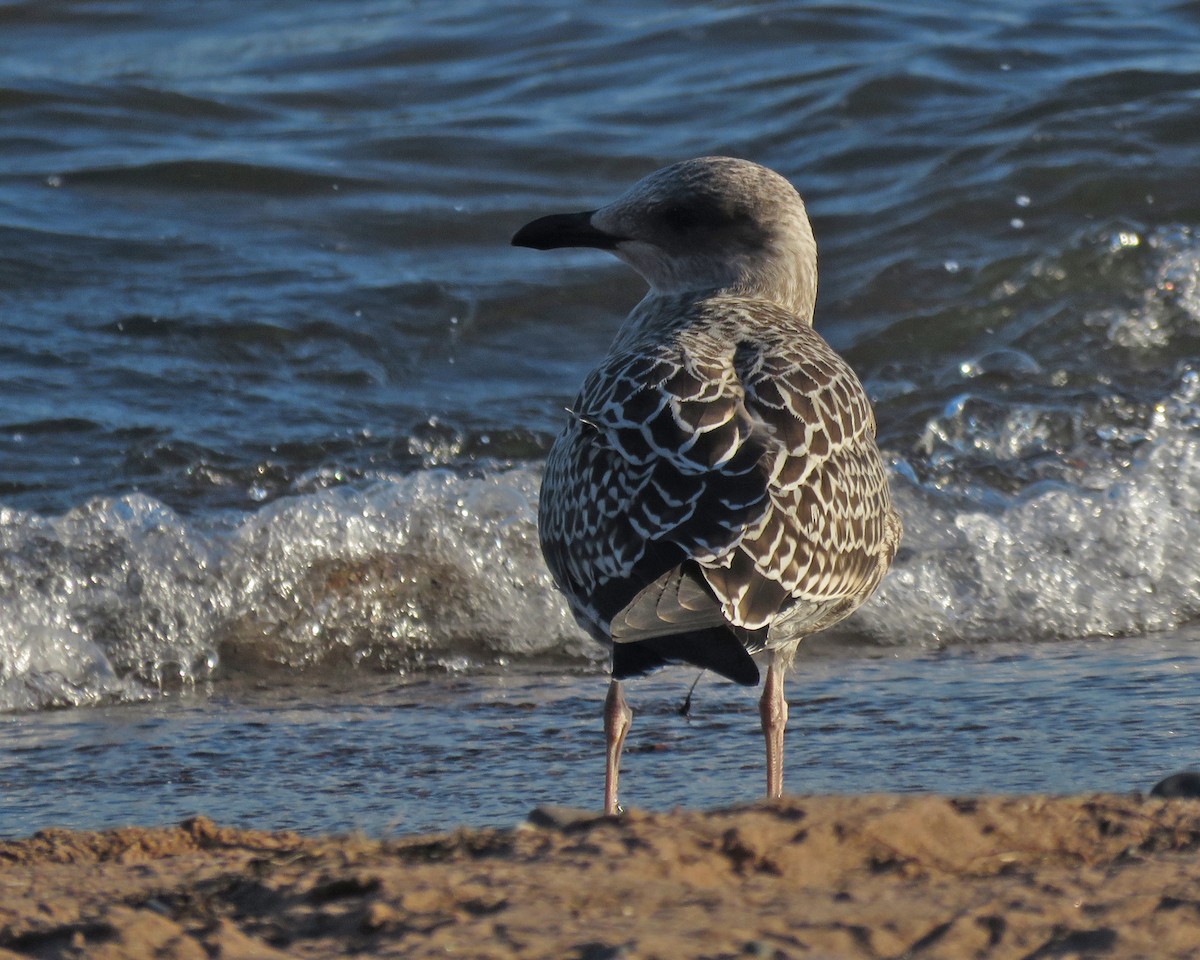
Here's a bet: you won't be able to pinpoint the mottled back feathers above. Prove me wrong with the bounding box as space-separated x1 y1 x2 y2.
538 296 900 683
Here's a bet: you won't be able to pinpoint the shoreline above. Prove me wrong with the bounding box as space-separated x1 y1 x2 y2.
4 794 1200 958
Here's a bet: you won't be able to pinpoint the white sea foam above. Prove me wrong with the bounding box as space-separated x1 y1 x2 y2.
0 470 586 711
7 367 1200 710
857 368 1200 647
217 469 585 671
0 497 221 710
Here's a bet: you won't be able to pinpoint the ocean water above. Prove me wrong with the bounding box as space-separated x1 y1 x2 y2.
4 637 1200 836
4 0 1200 835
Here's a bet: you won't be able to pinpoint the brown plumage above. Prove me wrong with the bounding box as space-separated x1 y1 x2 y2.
514 157 901 813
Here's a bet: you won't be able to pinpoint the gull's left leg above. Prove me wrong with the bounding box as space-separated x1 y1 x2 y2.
759 654 788 799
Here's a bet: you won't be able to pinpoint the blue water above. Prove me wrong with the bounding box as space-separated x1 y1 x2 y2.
3 0 1200 834
3 635 1198 836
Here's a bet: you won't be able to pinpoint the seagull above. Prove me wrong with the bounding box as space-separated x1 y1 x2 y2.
513 157 901 815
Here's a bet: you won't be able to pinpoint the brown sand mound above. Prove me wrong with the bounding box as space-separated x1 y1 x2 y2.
3 794 1200 958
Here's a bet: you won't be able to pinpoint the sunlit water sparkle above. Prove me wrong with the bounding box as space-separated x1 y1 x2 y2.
3 0 1200 834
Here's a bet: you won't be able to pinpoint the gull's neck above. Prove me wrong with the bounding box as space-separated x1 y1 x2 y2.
612 277 815 352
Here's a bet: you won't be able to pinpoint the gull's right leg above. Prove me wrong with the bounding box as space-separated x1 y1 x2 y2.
604 679 632 815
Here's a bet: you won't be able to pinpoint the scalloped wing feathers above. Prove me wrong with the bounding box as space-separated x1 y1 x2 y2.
538 296 899 676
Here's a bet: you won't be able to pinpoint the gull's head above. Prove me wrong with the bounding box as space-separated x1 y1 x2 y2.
512 157 818 319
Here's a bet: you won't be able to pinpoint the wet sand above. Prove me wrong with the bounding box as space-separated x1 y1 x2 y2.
3 794 1200 958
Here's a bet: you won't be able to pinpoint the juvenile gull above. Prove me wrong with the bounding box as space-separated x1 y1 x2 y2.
514 157 901 814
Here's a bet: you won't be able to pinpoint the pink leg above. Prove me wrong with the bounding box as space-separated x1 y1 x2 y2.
759 658 788 799
604 679 633 815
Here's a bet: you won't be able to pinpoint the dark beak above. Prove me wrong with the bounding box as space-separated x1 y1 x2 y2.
511 210 621 251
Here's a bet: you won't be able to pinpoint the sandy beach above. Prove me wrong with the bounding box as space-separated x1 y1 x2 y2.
3 794 1200 958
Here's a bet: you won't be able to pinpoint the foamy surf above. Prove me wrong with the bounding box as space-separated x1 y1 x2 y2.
7 360 1200 711
0 470 584 711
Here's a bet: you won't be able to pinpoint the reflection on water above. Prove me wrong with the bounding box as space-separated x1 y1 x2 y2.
3 633 1197 837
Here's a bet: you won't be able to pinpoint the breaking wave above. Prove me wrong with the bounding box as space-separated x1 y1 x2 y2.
7 367 1200 711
